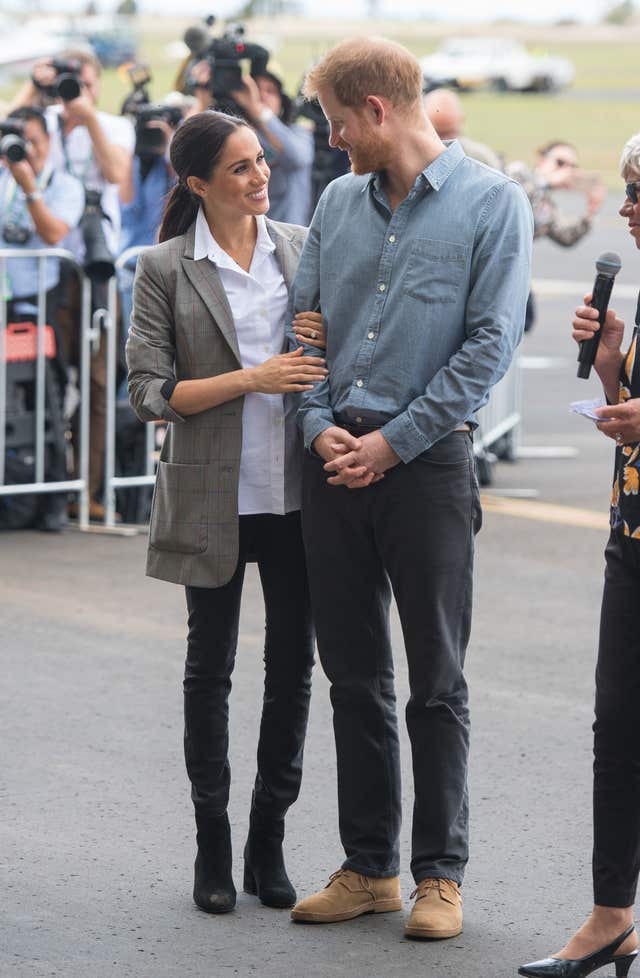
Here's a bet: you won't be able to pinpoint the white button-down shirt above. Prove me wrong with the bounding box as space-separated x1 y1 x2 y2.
194 209 300 515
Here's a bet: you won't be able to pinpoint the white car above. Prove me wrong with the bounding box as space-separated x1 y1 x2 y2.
421 37 574 93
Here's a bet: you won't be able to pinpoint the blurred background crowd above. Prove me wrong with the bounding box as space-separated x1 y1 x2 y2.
0 5 631 530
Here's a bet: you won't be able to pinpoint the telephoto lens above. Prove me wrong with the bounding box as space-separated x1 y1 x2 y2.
0 134 27 163
56 74 82 102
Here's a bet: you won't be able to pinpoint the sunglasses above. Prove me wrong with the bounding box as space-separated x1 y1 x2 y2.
626 182 640 204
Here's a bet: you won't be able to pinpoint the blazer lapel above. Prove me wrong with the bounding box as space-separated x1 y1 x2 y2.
180 223 241 364
266 219 296 291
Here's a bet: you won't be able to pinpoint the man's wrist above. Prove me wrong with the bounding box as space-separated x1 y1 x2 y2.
25 188 42 203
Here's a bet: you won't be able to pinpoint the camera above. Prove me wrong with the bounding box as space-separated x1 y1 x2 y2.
2 223 31 245
133 104 183 159
81 189 115 283
120 63 153 119
182 16 269 116
32 59 83 103
0 120 27 163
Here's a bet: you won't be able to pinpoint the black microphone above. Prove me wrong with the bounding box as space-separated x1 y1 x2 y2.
577 252 622 379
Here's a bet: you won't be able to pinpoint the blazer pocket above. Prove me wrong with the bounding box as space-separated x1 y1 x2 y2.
149 461 209 554
402 238 468 304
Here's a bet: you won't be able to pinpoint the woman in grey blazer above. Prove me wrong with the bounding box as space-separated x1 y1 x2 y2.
126 111 327 915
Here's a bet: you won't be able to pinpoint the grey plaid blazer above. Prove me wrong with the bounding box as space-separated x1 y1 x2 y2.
126 217 308 588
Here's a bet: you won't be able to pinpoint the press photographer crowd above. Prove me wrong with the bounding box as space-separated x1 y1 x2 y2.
0 20 605 531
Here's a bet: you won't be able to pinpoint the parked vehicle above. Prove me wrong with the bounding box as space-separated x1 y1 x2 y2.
421 37 574 93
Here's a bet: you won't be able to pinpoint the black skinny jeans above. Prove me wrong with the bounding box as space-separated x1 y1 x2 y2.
302 431 482 884
184 511 314 822
593 530 640 907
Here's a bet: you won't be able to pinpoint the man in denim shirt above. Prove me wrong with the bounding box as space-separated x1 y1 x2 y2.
288 38 533 938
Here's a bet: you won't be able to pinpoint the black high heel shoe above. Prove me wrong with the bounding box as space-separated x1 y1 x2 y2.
243 810 296 909
193 813 236 914
519 924 637 978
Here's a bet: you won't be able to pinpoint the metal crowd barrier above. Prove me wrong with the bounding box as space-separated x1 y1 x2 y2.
474 354 522 481
0 249 93 529
103 246 155 529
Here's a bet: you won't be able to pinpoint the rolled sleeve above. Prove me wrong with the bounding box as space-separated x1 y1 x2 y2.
126 250 185 425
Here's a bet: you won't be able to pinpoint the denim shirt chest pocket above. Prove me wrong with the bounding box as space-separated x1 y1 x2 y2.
402 238 468 305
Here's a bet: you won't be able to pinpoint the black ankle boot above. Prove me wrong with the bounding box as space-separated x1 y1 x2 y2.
243 811 296 909
193 813 236 914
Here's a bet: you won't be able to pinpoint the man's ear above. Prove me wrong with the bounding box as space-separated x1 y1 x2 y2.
365 95 386 126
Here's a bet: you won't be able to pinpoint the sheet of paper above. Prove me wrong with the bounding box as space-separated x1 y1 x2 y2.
570 398 606 422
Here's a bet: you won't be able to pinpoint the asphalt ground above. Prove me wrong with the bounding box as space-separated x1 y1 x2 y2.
2 192 638 977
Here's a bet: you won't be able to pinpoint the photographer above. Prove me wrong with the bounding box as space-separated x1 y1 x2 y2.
0 107 84 530
507 140 605 246
190 64 313 225
507 140 606 333
13 50 135 519
0 108 84 314
117 99 185 375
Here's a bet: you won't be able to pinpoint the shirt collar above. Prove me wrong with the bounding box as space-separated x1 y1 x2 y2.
193 208 275 269
363 139 465 196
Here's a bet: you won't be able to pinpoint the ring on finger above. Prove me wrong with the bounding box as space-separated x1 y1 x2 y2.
616 432 623 445
310 330 317 339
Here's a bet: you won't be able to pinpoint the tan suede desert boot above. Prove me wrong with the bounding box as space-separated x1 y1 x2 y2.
404 878 462 939
291 869 402 923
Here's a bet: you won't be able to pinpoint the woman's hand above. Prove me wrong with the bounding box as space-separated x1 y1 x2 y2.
572 295 625 404
292 310 326 350
229 74 264 124
248 347 327 394
572 295 625 360
595 399 640 445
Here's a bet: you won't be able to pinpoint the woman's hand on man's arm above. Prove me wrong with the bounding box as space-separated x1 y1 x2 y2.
292 310 326 350
170 348 328 415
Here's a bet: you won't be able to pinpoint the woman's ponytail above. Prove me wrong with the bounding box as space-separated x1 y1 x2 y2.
159 182 199 243
158 110 251 243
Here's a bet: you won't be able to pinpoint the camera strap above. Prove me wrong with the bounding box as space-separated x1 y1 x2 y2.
1 165 55 301
57 113 93 182
2 164 53 225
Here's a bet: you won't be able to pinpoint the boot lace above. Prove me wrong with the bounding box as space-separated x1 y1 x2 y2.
410 877 457 902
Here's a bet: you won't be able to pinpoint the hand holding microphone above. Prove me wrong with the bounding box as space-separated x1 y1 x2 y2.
576 252 622 379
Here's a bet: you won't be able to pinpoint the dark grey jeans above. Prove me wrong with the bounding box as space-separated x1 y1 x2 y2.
302 431 482 884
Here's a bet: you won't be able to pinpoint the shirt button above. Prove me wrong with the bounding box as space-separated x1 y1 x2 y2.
355 416 363 423
378 283 386 292
356 379 364 388
388 234 396 243
368 331 375 340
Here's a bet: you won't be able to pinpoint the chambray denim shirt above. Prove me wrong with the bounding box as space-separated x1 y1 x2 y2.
287 140 534 463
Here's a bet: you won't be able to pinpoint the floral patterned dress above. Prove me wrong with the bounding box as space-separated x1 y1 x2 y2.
610 329 640 537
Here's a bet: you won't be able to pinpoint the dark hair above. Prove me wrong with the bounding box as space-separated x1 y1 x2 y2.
8 106 48 136
159 110 251 243
537 140 577 158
